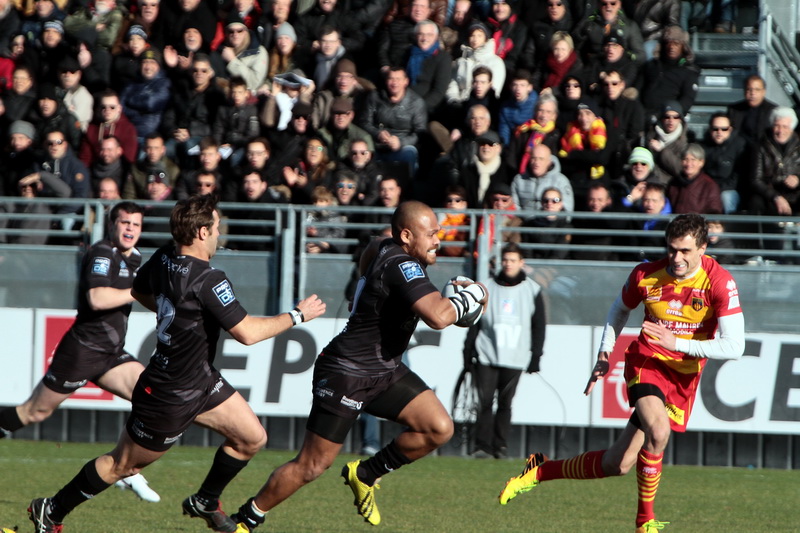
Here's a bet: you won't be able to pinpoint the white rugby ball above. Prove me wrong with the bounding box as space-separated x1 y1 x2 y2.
442 276 484 328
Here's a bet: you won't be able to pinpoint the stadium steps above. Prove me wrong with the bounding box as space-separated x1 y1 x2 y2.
686 33 760 139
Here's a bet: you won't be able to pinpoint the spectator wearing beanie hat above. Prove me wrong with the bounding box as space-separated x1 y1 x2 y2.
159 22 209 79
266 22 300 84
119 47 171 142
210 11 268 91
646 99 689 182
58 55 93 132
23 19 72 86
31 81 83 151
111 24 150 90
2 121 39 196
19 0 66 49
318 96 374 162
639 24 700 121
612 146 669 210
310 58 372 129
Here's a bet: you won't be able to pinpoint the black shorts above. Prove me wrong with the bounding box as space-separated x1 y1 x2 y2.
43 331 138 394
125 370 236 452
307 359 430 444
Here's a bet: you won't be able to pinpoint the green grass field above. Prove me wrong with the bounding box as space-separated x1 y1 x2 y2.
2 439 799 532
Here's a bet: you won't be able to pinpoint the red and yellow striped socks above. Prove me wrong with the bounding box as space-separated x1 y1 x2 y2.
537 450 607 481
636 448 663 527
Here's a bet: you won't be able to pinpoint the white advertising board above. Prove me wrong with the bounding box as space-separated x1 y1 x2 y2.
3 309 799 434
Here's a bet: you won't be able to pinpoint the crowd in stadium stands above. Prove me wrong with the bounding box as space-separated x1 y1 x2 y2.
0 0 788 261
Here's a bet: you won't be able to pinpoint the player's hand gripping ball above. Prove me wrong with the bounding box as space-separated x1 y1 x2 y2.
442 276 485 328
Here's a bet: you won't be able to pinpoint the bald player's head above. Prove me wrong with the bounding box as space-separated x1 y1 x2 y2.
391 200 431 238
391 200 441 266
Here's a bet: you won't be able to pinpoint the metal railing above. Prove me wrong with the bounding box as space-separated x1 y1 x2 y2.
3 198 800 262
759 3 800 108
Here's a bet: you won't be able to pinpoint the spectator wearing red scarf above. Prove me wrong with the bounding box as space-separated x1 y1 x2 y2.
486 0 534 72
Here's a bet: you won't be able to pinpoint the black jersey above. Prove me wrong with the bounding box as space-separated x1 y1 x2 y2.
323 239 438 376
70 239 142 354
132 245 248 405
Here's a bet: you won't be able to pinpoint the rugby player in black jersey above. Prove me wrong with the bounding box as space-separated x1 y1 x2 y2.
0 201 160 503
230 200 489 531
27 195 326 533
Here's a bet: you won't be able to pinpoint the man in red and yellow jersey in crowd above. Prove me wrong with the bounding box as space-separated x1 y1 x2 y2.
498 213 745 533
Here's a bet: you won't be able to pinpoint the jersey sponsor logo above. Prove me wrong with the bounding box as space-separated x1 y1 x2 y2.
160 253 190 275
164 432 184 445
501 298 515 315
92 257 111 276
63 379 89 389
728 295 740 310
665 402 685 427
398 260 425 282
646 285 661 301
130 418 153 440
340 395 363 410
119 259 130 278
691 297 704 311
314 385 334 398
211 378 224 395
213 280 236 306
665 299 683 317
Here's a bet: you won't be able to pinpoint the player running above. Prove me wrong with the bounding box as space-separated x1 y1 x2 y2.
27 195 326 533
228 200 488 531
0 201 159 502
498 214 745 532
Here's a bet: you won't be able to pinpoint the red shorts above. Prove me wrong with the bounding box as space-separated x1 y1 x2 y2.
624 350 706 432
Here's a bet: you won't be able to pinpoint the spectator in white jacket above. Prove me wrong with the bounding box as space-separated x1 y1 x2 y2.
446 22 506 104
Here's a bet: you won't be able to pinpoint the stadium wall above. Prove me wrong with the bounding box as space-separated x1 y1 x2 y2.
2 309 799 469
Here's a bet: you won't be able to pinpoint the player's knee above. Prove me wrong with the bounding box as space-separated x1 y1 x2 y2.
602 453 631 477
427 416 454 447
21 406 54 425
297 454 334 483
647 425 671 452
241 427 268 457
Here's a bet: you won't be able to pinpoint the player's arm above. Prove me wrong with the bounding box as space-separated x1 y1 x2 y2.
642 312 745 360
131 288 157 312
412 281 488 330
87 286 136 311
228 294 326 345
584 295 634 395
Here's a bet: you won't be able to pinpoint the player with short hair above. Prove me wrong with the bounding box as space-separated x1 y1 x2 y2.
498 213 745 533
0 201 160 503
229 200 488 531
28 195 326 533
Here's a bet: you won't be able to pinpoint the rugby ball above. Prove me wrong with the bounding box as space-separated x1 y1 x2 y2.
442 276 484 328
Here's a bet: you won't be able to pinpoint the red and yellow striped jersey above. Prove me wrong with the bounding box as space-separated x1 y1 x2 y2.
621 255 741 374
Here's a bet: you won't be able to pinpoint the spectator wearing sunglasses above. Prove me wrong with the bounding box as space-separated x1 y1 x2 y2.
522 186 571 259
528 0 574 66
612 146 668 211
454 130 514 208
701 112 748 214
597 68 644 178
437 185 470 257
336 139 381 206
512 143 573 215
585 34 640 94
